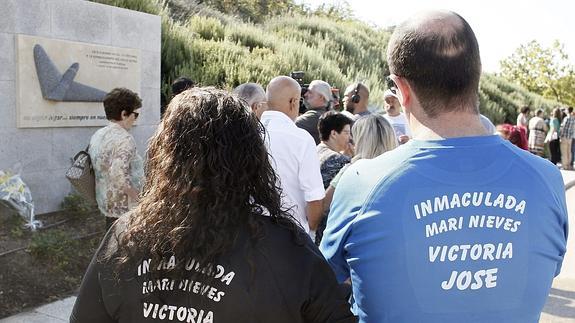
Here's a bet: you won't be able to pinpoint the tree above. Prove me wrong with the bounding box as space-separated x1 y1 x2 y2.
194 0 302 23
499 40 575 107
309 1 354 21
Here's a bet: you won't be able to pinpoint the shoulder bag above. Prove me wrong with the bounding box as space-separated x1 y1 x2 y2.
65 146 97 204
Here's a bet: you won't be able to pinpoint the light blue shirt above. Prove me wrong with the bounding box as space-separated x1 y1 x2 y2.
321 135 568 323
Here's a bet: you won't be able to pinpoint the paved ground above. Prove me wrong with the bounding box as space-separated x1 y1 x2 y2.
541 170 575 322
2 170 575 323
0 297 75 323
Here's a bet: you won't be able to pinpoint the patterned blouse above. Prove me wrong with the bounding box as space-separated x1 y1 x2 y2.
88 123 144 218
317 143 351 189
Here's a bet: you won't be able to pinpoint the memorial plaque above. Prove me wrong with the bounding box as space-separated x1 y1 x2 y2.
16 35 141 128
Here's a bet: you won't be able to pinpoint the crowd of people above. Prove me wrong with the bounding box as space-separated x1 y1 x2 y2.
71 10 568 323
504 105 575 170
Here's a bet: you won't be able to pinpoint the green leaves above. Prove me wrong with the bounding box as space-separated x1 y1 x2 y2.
499 40 575 107
91 0 559 123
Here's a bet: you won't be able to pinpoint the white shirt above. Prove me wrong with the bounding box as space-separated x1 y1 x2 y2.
384 112 412 138
261 110 325 232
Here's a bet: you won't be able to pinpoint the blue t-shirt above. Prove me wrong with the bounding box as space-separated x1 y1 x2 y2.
320 135 568 323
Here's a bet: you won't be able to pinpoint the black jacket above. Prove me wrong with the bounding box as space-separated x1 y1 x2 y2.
70 215 356 323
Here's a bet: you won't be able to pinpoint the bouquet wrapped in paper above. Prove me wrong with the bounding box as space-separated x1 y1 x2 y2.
0 164 41 230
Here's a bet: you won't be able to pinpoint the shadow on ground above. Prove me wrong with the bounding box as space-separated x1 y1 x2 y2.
543 287 575 319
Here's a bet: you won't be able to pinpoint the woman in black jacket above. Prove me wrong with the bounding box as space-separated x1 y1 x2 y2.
70 87 355 323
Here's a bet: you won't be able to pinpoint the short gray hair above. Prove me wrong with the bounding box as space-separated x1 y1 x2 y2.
233 83 266 107
352 115 398 162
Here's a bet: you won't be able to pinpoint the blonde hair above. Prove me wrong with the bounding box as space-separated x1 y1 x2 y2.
352 115 398 162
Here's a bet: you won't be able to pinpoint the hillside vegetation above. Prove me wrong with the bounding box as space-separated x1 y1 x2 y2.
94 0 559 123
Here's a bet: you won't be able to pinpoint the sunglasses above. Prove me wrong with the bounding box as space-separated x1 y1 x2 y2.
131 111 139 119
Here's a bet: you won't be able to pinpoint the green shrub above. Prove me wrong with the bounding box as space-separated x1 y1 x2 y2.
28 230 78 270
0 211 27 238
93 0 161 15
188 15 225 41
92 0 558 122
225 24 276 51
60 193 97 218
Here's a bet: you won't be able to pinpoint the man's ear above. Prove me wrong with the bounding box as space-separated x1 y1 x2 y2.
290 98 299 119
391 75 412 111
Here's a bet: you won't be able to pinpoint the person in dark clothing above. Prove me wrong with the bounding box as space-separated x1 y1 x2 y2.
315 111 352 245
317 111 353 189
171 77 195 96
548 107 563 165
161 77 195 117
296 80 333 144
70 87 356 323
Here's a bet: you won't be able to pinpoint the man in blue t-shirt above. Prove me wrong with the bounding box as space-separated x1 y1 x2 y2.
320 10 568 323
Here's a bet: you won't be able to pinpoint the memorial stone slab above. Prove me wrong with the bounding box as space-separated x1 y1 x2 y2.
0 0 160 214
0 0 51 36
51 0 112 45
0 81 16 129
141 50 161 89
112 8 161 52
0 33 15 81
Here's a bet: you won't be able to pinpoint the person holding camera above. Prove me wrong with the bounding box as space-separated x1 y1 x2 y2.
296 80 333 144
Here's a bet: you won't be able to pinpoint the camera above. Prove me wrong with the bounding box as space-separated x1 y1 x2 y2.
290 71 308 114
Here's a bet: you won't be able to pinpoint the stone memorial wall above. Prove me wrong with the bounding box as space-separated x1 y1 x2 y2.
0 0 161 214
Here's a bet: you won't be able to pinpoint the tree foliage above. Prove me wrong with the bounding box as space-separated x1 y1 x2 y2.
92 0 559 123
499 40 575 107
176 0 303 24
305 0 355 21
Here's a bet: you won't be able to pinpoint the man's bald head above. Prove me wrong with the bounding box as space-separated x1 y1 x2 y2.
266 76 301 120
387 11 481 117
343 82 370 113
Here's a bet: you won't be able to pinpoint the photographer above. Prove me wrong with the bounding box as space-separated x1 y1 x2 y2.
296 80 333 144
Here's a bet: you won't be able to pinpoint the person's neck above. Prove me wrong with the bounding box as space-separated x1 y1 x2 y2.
410 110 488 140
353 104 368 115
386 107 400 117
111 120 128 130
266 107 295 121
309 105 327 111
322 140 341 153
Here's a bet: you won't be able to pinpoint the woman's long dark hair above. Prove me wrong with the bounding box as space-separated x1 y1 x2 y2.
114 87 298 277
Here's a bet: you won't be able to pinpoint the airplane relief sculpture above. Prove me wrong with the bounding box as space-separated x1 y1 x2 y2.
33 44 107 102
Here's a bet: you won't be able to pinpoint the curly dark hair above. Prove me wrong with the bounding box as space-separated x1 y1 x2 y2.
103 87 142 121
114 87 299 278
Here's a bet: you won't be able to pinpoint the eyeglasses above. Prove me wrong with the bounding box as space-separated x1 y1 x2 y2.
132 111 139 120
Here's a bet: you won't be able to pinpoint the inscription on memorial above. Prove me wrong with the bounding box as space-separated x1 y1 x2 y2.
17 35 141 128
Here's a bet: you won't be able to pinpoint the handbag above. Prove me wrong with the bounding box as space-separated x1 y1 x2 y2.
65 146 97 204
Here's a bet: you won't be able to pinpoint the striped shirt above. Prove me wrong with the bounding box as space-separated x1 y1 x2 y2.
559 115 575 139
